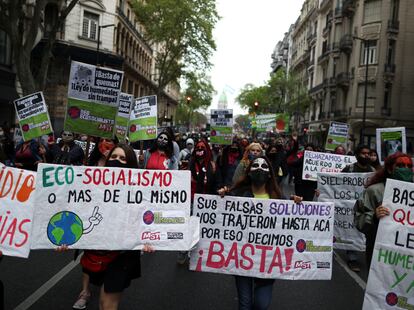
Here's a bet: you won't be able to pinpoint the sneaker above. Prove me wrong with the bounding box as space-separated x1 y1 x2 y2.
347 260 361 273
73 291 90 310
177 251 187 265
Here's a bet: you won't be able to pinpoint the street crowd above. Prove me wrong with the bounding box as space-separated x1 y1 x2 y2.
0 126 412 310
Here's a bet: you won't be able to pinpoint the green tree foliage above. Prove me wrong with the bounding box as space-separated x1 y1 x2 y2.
132 0 219 94
235 114 250 132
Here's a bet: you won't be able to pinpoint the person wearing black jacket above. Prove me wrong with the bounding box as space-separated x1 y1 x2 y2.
266 142 288 185
49 131 84 165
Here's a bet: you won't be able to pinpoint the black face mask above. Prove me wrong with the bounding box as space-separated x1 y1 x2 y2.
276 144 283 151
268 153 277 160
249 170 269 187
106 160 128 168
357 156 371 166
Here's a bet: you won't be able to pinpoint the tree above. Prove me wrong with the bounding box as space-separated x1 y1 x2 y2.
132 0 219 95
236 84 270 113
235 114 250 133
0 0 79 95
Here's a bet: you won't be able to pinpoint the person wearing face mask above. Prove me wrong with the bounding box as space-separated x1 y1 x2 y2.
88 138 116 167
218 156 302 310
334 145 346 155
141 132 178 170
354 153 413 269
179 138 194 169
49 131 84 165
342 145 375 173
266 142 288 185
232 143 263 185
369 149 382 170
217 142 242 187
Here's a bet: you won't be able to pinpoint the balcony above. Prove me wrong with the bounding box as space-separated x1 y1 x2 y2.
307 32 316 43
318 46 331 64
331 42 340 56
322 24 331 37
339 34 353 53
334 7 342 19
328 77 337 88
342 0 355 17
336 72 351 87
384 64 396 77
387 20 400 34
310 82 325 95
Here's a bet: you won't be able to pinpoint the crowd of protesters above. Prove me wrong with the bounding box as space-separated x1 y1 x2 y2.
0 125 412 310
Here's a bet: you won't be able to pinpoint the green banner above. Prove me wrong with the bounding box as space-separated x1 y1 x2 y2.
115 93 133 142
64 61 123 139
210 109 233 145
14 92 53 141
250 113 290 133
129 95 157 142
325 122 349 151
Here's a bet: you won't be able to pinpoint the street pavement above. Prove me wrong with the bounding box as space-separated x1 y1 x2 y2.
0 181 370 310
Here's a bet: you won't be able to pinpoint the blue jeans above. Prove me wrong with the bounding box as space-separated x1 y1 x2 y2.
235 276 275 310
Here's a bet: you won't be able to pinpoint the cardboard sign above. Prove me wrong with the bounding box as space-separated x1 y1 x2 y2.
376 127 407 164
325 122 349 151
363 179 414 309
210 109 233 145
0 166 36 258
64 61 124 138
115 93 134 141
31 164 197 251
14 92 53 141
302 151 357 182
129 95 157 142
318 172 373 251
189 194 334 280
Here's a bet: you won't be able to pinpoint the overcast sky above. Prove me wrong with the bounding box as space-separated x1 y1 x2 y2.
209 0 304 115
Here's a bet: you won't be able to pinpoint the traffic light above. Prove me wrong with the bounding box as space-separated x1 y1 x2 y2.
254 101 259 109
186 96 191 105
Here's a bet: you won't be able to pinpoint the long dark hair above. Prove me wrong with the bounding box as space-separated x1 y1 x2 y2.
88 137 118 166
105 143 138 169
149 131 174 158
231 155 283 199
366 152 411 187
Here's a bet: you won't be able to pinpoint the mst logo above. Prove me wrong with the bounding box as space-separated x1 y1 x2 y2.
294 261 311 269
141 231 161 240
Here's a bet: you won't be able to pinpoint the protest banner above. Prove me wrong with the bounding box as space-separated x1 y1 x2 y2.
115 93 134 141
363 179 414 310
325 122 349 151
318 172 373 251
128 95 157 142
254 114 290 133
0 166 36 258
64 61 124 138
210 109 233 145
31 164 197 251
376 127 406 164
189 194 334 280
14 92 53 141
302 151 357 182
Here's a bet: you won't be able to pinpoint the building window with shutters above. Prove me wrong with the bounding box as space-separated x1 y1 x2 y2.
357 83 376 108
363 0 382 24
82 11 99 40
0 30 11 66
360 40 377 65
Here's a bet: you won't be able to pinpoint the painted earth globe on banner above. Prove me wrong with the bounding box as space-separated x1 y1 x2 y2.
47 211 84 246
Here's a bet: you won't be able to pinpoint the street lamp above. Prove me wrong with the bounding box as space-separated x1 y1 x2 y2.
353 36 369 145
96 24 115 66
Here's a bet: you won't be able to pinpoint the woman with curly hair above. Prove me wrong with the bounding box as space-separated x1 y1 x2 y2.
232 142 263 185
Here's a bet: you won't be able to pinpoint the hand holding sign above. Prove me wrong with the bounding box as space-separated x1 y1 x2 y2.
83 206 103 234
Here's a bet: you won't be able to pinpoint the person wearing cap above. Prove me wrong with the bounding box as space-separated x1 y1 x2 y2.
179 138 194 169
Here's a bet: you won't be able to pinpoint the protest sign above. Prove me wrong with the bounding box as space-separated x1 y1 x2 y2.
0 166 36 258
254 114 290 133
363 179 414 310
115 93 133 141
318 172 373 251
376 127 406 164
302 151 357 182
14 92 53 141
31 164 197 251
64 61 124 138
210 109 233 145
129 95 157 142
189 194 334 280
325 122 349 151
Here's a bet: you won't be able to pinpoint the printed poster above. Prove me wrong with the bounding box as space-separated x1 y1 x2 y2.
190 194 334 280
0 166 36 258
115 93 134 141
302 151 357 182
64 61 124 138
363 179 414 309
129 95 157 142
14 92 53 141
325 122 349 151
210 109 233 145
31 164 197 251
318 172 373 251
254 114 290 133
376 127 406 164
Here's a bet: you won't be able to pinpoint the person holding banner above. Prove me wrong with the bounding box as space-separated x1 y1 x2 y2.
232 143 263 184
14 139 44 171
218 156 302 310
49 131 84 165
141 131 178 170
355 153 413 268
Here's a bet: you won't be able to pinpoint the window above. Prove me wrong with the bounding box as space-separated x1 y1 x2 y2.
82 11 99 40
363 0 382 24
357 83 376 108
0 30 11 66
361 40 377 65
